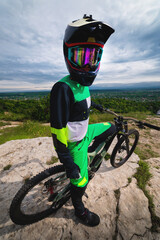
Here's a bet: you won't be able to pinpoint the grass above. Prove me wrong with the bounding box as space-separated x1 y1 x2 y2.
104 153 111 161
128 177 132 184
134 160 160 232
0 121 11 127
46 156 58 165
0 112 26 121
89 112 114 124
3 164 12 171
154 166 160 169
134 160 152 190
0 121 51 145
89 111 152 125
134 145 159 160
114 189 120 200
122 111 152 121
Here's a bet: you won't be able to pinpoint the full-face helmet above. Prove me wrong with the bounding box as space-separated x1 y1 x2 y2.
63 14 114 86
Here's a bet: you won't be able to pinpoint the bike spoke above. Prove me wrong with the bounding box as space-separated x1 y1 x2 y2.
20 173 69 215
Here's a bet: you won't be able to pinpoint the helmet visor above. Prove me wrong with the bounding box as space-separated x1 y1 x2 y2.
68 46 103 70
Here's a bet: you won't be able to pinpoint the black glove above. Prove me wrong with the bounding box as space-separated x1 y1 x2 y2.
91 101 104 112
57 151 81 179
66 165 81 179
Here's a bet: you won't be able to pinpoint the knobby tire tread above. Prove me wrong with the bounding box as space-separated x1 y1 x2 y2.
9 164 66 225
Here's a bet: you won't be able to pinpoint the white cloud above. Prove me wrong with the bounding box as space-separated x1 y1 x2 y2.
0 0 160 91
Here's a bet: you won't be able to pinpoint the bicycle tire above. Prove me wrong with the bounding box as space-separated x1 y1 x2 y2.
110 129 139 168
9 164 71 225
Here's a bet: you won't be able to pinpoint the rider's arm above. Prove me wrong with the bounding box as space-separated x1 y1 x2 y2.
50 82 80 179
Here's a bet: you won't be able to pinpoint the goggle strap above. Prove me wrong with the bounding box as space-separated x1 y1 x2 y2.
65 42 104 48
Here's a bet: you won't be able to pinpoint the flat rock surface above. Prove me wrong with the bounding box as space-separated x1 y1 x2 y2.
0 137 160 240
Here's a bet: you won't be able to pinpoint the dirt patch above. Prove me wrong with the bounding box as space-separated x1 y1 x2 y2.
0 121 23 130
138 117 160 157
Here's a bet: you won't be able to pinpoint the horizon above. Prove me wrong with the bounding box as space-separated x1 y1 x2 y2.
0 81 160 93
1 84 160 94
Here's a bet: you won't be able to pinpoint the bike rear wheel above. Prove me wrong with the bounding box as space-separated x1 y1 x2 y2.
9 164 71 225
110 129 139 168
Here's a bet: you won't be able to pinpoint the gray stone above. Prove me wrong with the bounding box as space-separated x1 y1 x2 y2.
0 137 160 240
117 178 152 239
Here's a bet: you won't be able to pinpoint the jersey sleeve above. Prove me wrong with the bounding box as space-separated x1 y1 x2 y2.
50 81 79 177
50 81 73 147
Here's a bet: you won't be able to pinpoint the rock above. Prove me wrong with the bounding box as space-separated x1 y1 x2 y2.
117 178 152 239
0 137 160 240
146 158 160 218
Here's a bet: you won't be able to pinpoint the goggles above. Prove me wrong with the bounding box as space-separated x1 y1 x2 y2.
68 45 103 71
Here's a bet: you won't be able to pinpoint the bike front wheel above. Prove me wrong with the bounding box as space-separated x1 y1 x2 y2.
9 164 71 225
110 129 139 168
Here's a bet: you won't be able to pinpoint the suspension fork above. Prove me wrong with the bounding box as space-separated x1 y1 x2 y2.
104 131 117 151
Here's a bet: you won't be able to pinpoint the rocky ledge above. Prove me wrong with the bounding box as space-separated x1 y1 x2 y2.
0 137 160 240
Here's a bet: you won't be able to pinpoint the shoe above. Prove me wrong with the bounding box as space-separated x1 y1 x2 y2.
75 208 100 227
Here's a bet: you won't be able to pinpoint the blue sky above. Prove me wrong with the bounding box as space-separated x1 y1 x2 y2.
0 0 160 92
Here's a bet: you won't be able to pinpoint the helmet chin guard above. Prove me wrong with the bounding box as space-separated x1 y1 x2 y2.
66 58 97 86
63 15 115 86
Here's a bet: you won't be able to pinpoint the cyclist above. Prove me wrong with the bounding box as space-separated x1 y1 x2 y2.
50 15 115 227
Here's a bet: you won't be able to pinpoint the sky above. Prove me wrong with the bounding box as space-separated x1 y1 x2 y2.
0 0 160 92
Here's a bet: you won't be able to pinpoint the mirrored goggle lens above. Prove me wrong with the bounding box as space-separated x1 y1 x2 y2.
68 46 103 68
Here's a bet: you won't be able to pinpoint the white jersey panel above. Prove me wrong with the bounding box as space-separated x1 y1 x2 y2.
67 119 89 142
86 96 91 108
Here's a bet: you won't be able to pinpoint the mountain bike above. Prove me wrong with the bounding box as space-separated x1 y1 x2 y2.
9 106 160 225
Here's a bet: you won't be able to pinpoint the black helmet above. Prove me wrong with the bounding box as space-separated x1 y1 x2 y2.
63 14 115 86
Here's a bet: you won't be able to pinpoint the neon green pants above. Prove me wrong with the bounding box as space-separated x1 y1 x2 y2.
68 122 111 187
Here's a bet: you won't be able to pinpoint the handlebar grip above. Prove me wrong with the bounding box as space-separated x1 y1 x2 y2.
91 101 104 112
142 122 160 131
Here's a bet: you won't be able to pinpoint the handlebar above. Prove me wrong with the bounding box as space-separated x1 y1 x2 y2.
104 108 160 131
140 122 160 131
91 102 160 131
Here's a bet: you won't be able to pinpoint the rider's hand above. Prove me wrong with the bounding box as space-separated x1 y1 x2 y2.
91 101 104 112
69 168 81 179
66 164 81 179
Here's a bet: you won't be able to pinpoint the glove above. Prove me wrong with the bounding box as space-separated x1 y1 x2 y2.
66 164 81 179
91 101 104 112
56 150 81 179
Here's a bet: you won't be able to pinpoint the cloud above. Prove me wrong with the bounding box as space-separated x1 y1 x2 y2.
0 0 160 91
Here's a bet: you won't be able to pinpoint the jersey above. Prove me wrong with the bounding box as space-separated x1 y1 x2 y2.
50 75 91 176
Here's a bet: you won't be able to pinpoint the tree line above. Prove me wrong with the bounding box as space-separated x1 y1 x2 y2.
92 97 160 114
0 94 159 122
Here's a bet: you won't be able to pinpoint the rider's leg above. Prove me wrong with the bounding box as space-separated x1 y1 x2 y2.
68 139 100 226
88 123 116 152
70 183 100 226
68 122 115 188
70 184 87 215
68 123 115 226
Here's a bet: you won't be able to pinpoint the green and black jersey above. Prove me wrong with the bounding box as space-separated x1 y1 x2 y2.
50 75 114 187
50 75 91 172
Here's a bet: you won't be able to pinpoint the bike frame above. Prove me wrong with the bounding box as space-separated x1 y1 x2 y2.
88 114 130 172
9 104 160 225
88 106 160 173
